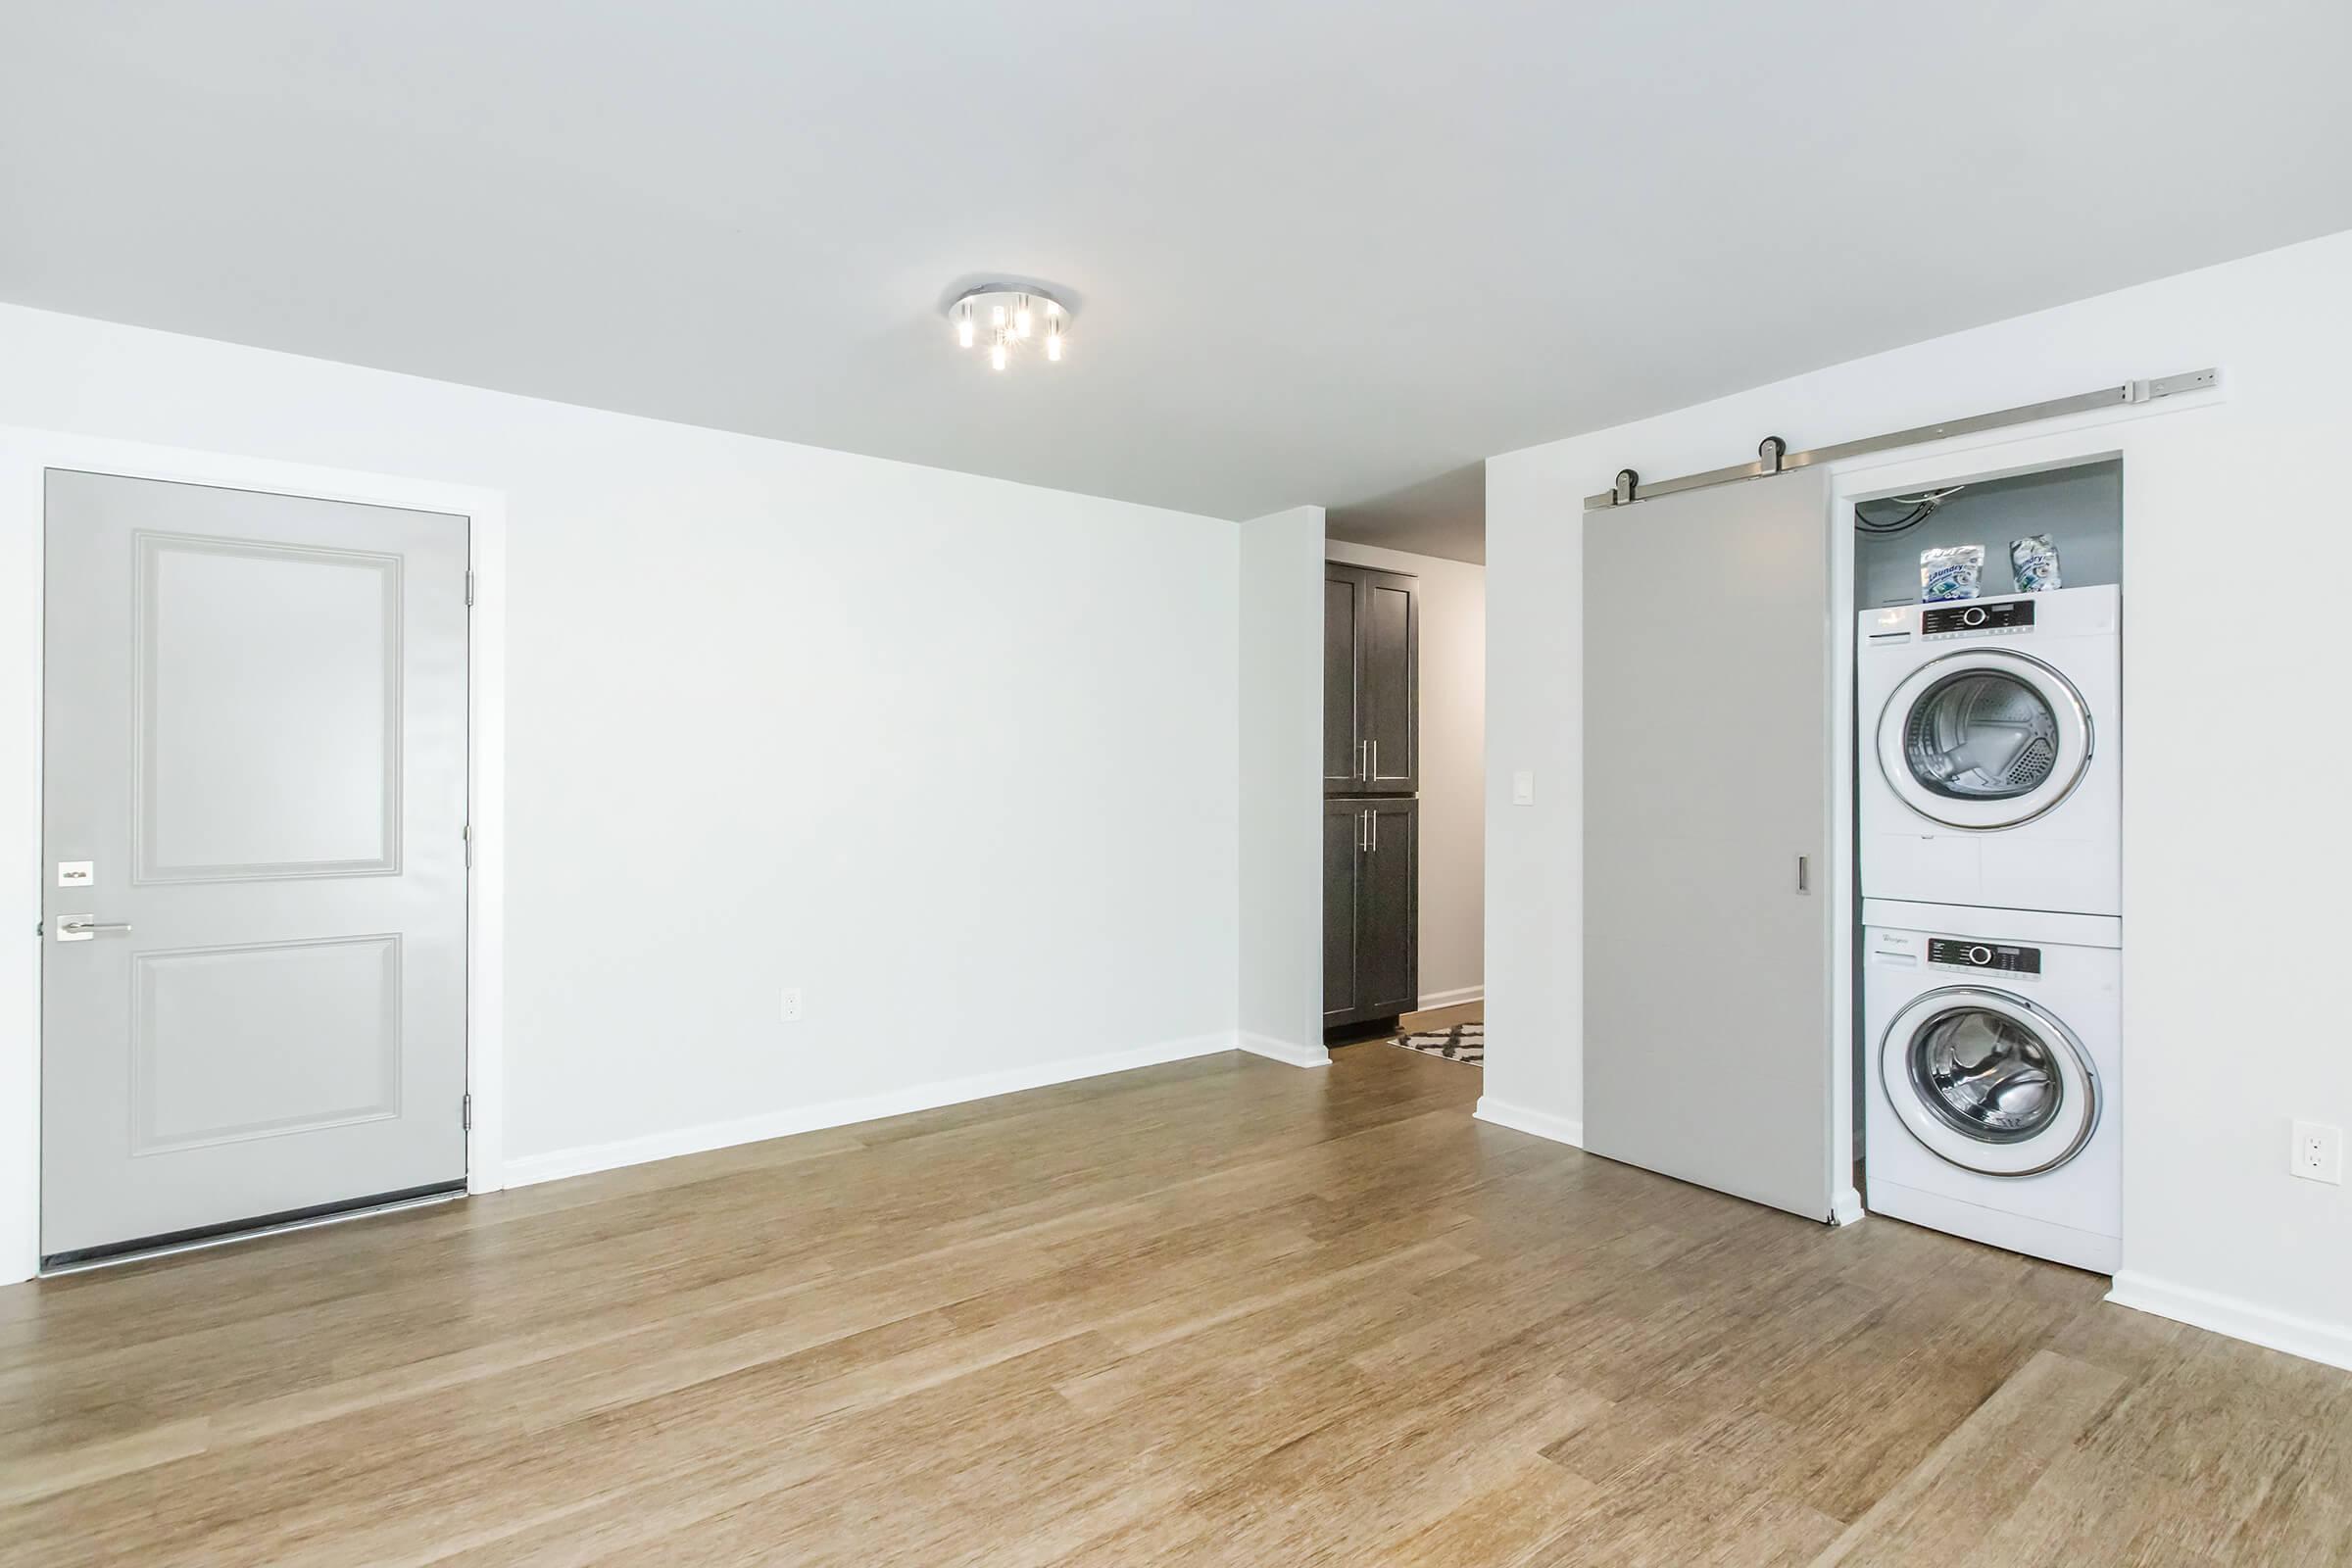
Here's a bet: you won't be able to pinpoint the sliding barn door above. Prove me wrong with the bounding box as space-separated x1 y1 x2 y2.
1582 471 1836 1221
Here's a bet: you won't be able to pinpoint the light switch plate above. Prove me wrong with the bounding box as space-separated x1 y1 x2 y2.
780 988 804 1023
1511 771 1536 806
57 860 93 889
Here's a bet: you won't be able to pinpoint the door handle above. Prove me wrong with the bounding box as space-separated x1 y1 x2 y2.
57 916 131 943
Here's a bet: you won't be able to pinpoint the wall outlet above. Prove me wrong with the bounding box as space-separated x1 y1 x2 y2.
2290 1120 2342 1184
780 988 804 1023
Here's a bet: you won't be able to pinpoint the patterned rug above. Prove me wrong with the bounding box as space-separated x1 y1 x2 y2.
1390 1022 1483 1065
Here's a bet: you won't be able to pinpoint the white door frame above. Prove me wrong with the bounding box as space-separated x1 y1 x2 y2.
1820 378 2226 1239
0 426 508 1282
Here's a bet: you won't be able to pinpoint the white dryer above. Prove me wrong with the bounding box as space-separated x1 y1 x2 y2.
1858 583 2119 915
1863 899 2119 1272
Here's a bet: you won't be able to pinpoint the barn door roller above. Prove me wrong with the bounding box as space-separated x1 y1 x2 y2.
1587 368 2217 509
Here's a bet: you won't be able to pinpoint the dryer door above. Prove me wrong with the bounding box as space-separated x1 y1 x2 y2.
1876 649 2091 830
1880 986 2099 1176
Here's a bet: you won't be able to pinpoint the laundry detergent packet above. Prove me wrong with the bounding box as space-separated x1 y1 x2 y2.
1919 544 1984 603
2011 533 2062 593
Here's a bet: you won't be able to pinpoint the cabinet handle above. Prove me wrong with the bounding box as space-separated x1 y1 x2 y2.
1357 740 1369 782
1369 740 1379 782
1370 808 1380 853
1359 808 1371 853
1795 855 1810 894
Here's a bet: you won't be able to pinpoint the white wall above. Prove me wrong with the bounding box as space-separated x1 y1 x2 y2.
1486 227 2352 1368
0 303 1243 1222
1237 508 1327 1065
1325 539 1485 1006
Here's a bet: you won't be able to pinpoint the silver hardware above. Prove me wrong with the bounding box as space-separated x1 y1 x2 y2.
463 822 471 870
1587 368 2220 508
1357 740 1369 782
463 1092 473 1131
57 859 94 888
1370 808 1380 853
465 569 475 608
1794 856 1809 894
1359 808 1371 853
56 916 130 942
1758 435 1787 473
1369 740 1379 781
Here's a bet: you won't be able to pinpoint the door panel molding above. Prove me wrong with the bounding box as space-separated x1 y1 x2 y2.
0 428 510 1283
133 530 407 883
131 934 404 1155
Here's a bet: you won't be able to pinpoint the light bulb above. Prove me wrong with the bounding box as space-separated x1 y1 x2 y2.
990 339 1007 371
1015 295 1033 337
956 307 974 349
1045 330 1062 362
991 304 1006 327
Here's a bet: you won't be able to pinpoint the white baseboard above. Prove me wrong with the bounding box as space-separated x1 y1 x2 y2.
1472 1097 1583 1148
2107 1270 2352 1373
1831 1187 1866 1227
1238 1032 1331 1069
502 1030 1238 1189
1415 985 1484 1010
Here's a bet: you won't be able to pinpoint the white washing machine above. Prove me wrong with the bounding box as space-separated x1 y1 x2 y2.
1863 899 2119 1272
1858 583 2120 915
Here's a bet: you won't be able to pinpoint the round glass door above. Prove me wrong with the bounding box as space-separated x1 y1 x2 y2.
1881 988 2098 1176
1877 650 2091 830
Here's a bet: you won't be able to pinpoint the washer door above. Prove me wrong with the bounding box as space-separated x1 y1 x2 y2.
1876 649 2092 830
1880 986 2099 1176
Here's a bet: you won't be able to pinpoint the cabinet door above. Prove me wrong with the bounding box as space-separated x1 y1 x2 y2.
1323 801 1366 1024
1358 570 1418 794
1357 798 1418 1016
1323 568 1364 793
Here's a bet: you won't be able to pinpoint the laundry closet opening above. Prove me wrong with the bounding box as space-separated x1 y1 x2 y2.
1851 456 2125 1274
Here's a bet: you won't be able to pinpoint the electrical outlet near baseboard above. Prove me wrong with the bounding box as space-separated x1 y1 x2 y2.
781 988 804 1023
2290 1120 2342 1184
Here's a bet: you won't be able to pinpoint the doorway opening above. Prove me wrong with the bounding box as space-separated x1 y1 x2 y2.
1319 531 1485 1072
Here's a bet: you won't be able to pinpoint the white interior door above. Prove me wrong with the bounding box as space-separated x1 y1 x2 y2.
1582 470 1838 1221
41 470 470 1264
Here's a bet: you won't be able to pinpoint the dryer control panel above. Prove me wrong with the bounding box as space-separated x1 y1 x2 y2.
1928 937 2042 976
1922 600 2035 639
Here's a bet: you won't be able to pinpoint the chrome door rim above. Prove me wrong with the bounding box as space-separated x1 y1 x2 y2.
1876 649 2093 831
1880 985 2100 1177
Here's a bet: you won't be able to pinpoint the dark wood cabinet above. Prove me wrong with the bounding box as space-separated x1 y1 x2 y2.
1323 796 1418 1028
1323 563 1417 797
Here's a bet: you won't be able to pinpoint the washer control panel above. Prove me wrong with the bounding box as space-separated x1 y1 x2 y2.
1922 600 2035 639
1928 937 2042 976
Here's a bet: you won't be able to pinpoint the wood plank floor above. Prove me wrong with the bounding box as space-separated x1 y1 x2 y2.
4 1043 2348 1565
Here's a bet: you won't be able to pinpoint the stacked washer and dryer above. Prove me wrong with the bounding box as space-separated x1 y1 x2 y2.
1859 580 2123 1272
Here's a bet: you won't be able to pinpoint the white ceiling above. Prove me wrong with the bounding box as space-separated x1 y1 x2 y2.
7 2 2350 564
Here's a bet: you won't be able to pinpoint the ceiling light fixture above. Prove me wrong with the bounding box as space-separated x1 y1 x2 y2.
947 284 1071 373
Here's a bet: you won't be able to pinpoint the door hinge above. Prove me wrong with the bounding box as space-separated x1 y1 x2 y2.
463 1092 473 1131
463 822 471 869
465 569 475 608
